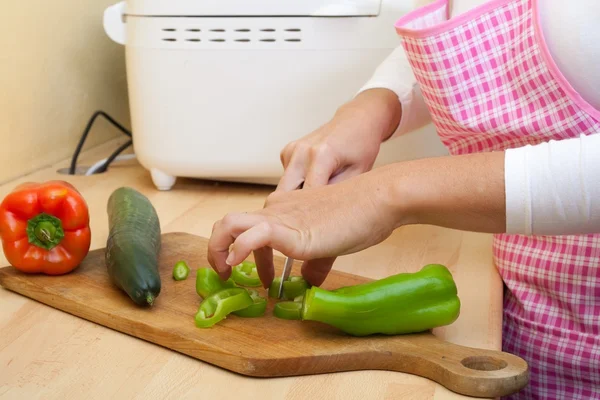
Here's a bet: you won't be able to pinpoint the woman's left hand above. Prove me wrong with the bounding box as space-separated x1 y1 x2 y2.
208 150 508 288
207 167 401 288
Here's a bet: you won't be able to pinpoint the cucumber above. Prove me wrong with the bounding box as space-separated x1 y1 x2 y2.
105 187 162 306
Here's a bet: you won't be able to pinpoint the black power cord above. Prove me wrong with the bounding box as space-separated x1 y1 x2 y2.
95 139 133 174
69 110 132 175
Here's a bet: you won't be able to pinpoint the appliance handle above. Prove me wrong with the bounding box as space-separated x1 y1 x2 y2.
103 1 127 45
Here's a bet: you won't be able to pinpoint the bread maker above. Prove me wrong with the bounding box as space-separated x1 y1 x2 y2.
103 0 446 190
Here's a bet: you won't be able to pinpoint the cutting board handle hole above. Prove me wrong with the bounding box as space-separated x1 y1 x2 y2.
461 356 508 371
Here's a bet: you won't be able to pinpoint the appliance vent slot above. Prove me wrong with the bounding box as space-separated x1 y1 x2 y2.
157 26 303 45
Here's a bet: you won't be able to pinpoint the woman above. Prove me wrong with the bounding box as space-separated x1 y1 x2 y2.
207 0 600 398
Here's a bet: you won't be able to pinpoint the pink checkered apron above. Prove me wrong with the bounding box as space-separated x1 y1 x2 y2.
394 0 600 398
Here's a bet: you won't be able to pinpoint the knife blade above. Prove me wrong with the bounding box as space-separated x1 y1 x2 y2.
277 255 294 298
277 181 304 299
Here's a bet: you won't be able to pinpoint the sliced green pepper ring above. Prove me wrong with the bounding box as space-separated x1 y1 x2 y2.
274 301 303 320
196 267 236 298
231 261 261 287
268 275 311 300
233 289 267 318
173 260 191 281
284 276 310 299
195 288 254 328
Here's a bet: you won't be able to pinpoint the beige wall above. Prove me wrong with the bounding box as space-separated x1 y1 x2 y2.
0 0 131 184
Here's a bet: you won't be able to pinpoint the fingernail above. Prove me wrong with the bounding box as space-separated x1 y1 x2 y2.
225 251 235 266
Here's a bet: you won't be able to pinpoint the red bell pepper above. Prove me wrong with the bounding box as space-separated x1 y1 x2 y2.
0 180 91 275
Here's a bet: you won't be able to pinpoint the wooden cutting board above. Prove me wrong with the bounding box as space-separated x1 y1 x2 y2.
0 232 528 398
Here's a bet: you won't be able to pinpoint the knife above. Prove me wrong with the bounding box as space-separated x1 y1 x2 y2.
277 255 294 298
277 181 304 298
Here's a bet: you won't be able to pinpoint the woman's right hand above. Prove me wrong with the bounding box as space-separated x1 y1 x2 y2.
276 88 402 191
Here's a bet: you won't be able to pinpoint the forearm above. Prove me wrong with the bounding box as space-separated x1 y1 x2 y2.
385 134 600 236
338 88 402 142
387 151 506 233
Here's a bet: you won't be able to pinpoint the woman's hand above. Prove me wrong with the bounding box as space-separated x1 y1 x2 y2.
276 88 402 191
207 167 401 288
207 151 508 288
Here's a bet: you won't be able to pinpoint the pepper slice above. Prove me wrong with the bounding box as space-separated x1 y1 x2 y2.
301 264 461 336
0 180 91 275
274 301 302 320
196 267 236 298
268 276 311 300
194 288 254 328
172 260 190 281
284 276 310 299
231 261 261 287
233 289 267 318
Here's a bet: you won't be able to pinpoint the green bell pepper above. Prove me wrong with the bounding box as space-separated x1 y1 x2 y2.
233 289 267 318
172 260 191 281
231 261 261 287
268 276 311 300
274 301 302 320
196 267 236 298
301 264 461 336
195 287 254 328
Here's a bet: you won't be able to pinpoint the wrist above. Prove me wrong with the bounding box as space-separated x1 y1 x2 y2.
336 88 402 142
365 163 419 230
382 164 420 229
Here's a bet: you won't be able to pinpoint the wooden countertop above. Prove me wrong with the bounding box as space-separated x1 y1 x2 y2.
0 139 503 399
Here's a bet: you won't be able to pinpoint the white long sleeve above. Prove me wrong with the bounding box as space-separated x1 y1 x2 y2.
357 45 432 138
505 133 600 236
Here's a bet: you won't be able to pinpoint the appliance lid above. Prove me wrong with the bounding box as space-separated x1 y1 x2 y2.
124 0 382 17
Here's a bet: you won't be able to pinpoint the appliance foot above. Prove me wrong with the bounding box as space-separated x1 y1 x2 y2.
150 168 176 191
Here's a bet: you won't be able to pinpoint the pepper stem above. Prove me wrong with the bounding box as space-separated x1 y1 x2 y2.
26 213 65 250
146 293 155 306
35 221 56 243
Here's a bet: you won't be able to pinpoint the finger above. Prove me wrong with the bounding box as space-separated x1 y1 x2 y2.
301 256 336 286
328 165 362 185
276 148 308 192
228 221 299 281
304 147 339 189
207 213 266 280
280 142 296 169
276 167 305 192
253 247 275 288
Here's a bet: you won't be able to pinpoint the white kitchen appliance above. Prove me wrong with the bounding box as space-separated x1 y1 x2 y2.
103 0 447 190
